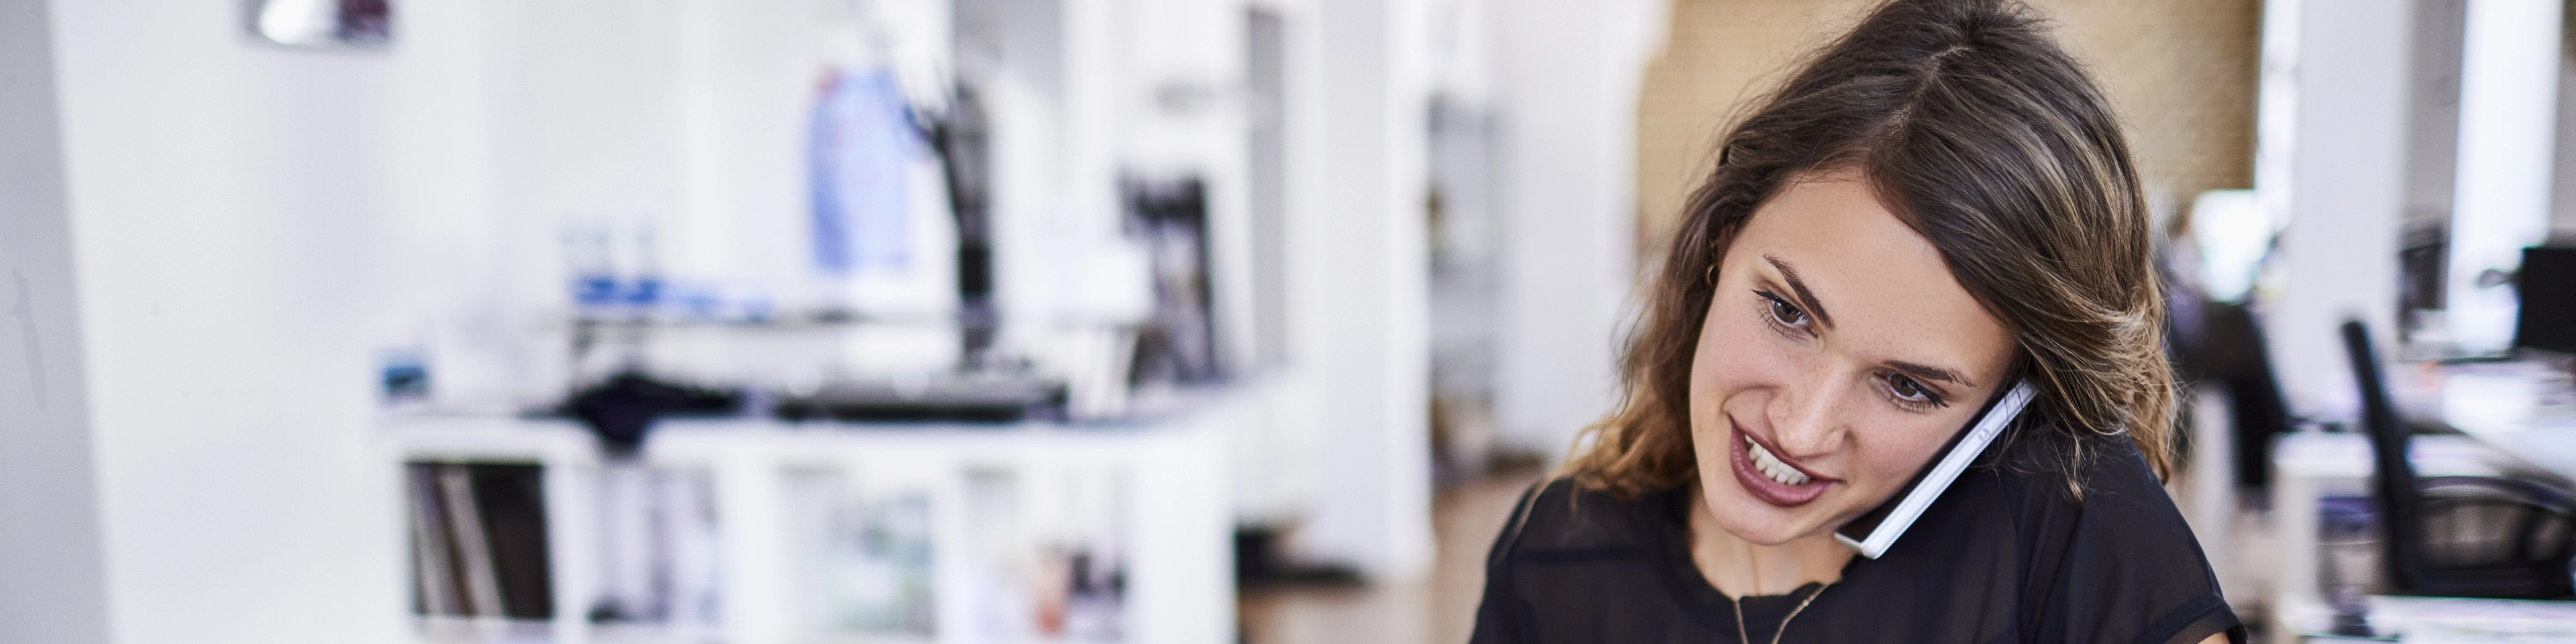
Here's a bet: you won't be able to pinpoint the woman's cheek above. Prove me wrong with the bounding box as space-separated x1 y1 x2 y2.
1702 315 1796 391
1850 418 1955 496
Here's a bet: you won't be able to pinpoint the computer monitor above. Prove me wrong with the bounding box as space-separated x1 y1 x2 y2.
2516 246 2576 354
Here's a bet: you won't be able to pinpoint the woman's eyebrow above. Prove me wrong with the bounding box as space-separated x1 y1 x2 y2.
1762 254 1837 329
1886 360 1975 389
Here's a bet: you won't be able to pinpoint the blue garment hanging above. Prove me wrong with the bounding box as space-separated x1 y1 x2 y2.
808 67 920 276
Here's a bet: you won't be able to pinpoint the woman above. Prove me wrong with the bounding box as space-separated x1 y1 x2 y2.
1468 1 2241 643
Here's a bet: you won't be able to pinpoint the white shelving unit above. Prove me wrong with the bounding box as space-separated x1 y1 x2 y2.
382 394 1240 644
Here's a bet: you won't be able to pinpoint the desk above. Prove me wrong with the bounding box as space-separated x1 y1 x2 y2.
2398 360 2576 479
2279 594 2576 642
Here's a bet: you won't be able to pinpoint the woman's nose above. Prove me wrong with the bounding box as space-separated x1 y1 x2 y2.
1769 370 1854 457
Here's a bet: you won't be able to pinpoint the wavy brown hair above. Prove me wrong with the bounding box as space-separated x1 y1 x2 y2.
1567 0 2173 498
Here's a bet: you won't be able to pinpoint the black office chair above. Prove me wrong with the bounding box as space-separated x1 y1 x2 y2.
2341 319 2576 598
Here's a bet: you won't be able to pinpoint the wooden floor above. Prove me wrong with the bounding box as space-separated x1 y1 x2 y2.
1239 468 1546 644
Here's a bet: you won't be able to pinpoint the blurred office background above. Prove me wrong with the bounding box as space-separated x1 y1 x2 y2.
5 0 2576 643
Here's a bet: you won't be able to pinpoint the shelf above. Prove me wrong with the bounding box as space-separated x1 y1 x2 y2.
384 393 1243 644
414 617 553 644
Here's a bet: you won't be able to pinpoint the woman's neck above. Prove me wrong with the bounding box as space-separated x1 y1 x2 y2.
1686 484 1856 598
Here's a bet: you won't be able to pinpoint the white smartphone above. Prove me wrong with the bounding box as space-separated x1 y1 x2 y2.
1833 380 2036 559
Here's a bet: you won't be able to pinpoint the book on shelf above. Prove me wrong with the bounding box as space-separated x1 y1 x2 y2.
406 463 555 621
407 465 458 616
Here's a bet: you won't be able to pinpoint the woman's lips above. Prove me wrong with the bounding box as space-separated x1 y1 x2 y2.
1729 421 1835 507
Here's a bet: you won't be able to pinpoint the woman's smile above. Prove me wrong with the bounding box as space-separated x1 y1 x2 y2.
1729 419 1835 506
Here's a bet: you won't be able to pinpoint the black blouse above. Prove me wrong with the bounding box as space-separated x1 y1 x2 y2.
1469 431 2245 644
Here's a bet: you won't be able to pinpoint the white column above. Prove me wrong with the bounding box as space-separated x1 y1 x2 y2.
2264 0 2416 418
1285 0 1436 580
2447 0 2563 354
1488 0 1658 461
0 0 115 638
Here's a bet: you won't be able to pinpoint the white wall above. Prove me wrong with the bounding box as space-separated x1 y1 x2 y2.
0 0 115 639
2263 0 2414 418
36 0 515 640
1487 0 1660 462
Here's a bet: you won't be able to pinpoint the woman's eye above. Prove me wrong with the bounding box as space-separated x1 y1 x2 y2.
1759 291 1808 327
1886 373 1939 406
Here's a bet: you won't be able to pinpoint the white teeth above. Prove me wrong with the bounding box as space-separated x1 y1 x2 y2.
1743 435 1812 486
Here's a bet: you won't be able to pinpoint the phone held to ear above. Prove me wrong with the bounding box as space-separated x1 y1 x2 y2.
1833 380 2035 559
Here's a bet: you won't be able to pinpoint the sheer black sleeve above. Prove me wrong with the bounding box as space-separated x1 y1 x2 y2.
2003 435 2247 644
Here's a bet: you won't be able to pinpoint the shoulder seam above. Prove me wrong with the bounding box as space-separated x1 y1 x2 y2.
1498 477 1555 559
1493 478 1557 644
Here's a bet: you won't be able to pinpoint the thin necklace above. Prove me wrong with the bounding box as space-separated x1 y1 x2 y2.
1729 582 1833 644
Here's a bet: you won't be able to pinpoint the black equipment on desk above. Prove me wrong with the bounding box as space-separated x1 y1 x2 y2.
2516 246 2576 355
2343 320 2576 598
565 372 744 455
772 376 1067 423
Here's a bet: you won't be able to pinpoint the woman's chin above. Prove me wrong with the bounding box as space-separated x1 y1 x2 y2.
1701 476 1838 545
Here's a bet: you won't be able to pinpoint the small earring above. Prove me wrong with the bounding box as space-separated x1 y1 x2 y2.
1703 263 1716 287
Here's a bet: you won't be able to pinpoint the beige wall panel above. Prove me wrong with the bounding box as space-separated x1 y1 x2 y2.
1635 0 2259 264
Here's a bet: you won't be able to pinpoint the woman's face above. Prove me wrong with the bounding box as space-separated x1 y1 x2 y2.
1689 174 2018 546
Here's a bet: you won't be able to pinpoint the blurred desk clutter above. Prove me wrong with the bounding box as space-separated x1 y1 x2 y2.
374 2 1269 643
396 229 1237 644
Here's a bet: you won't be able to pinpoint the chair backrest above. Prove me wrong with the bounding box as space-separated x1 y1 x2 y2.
2341 319 2430 592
